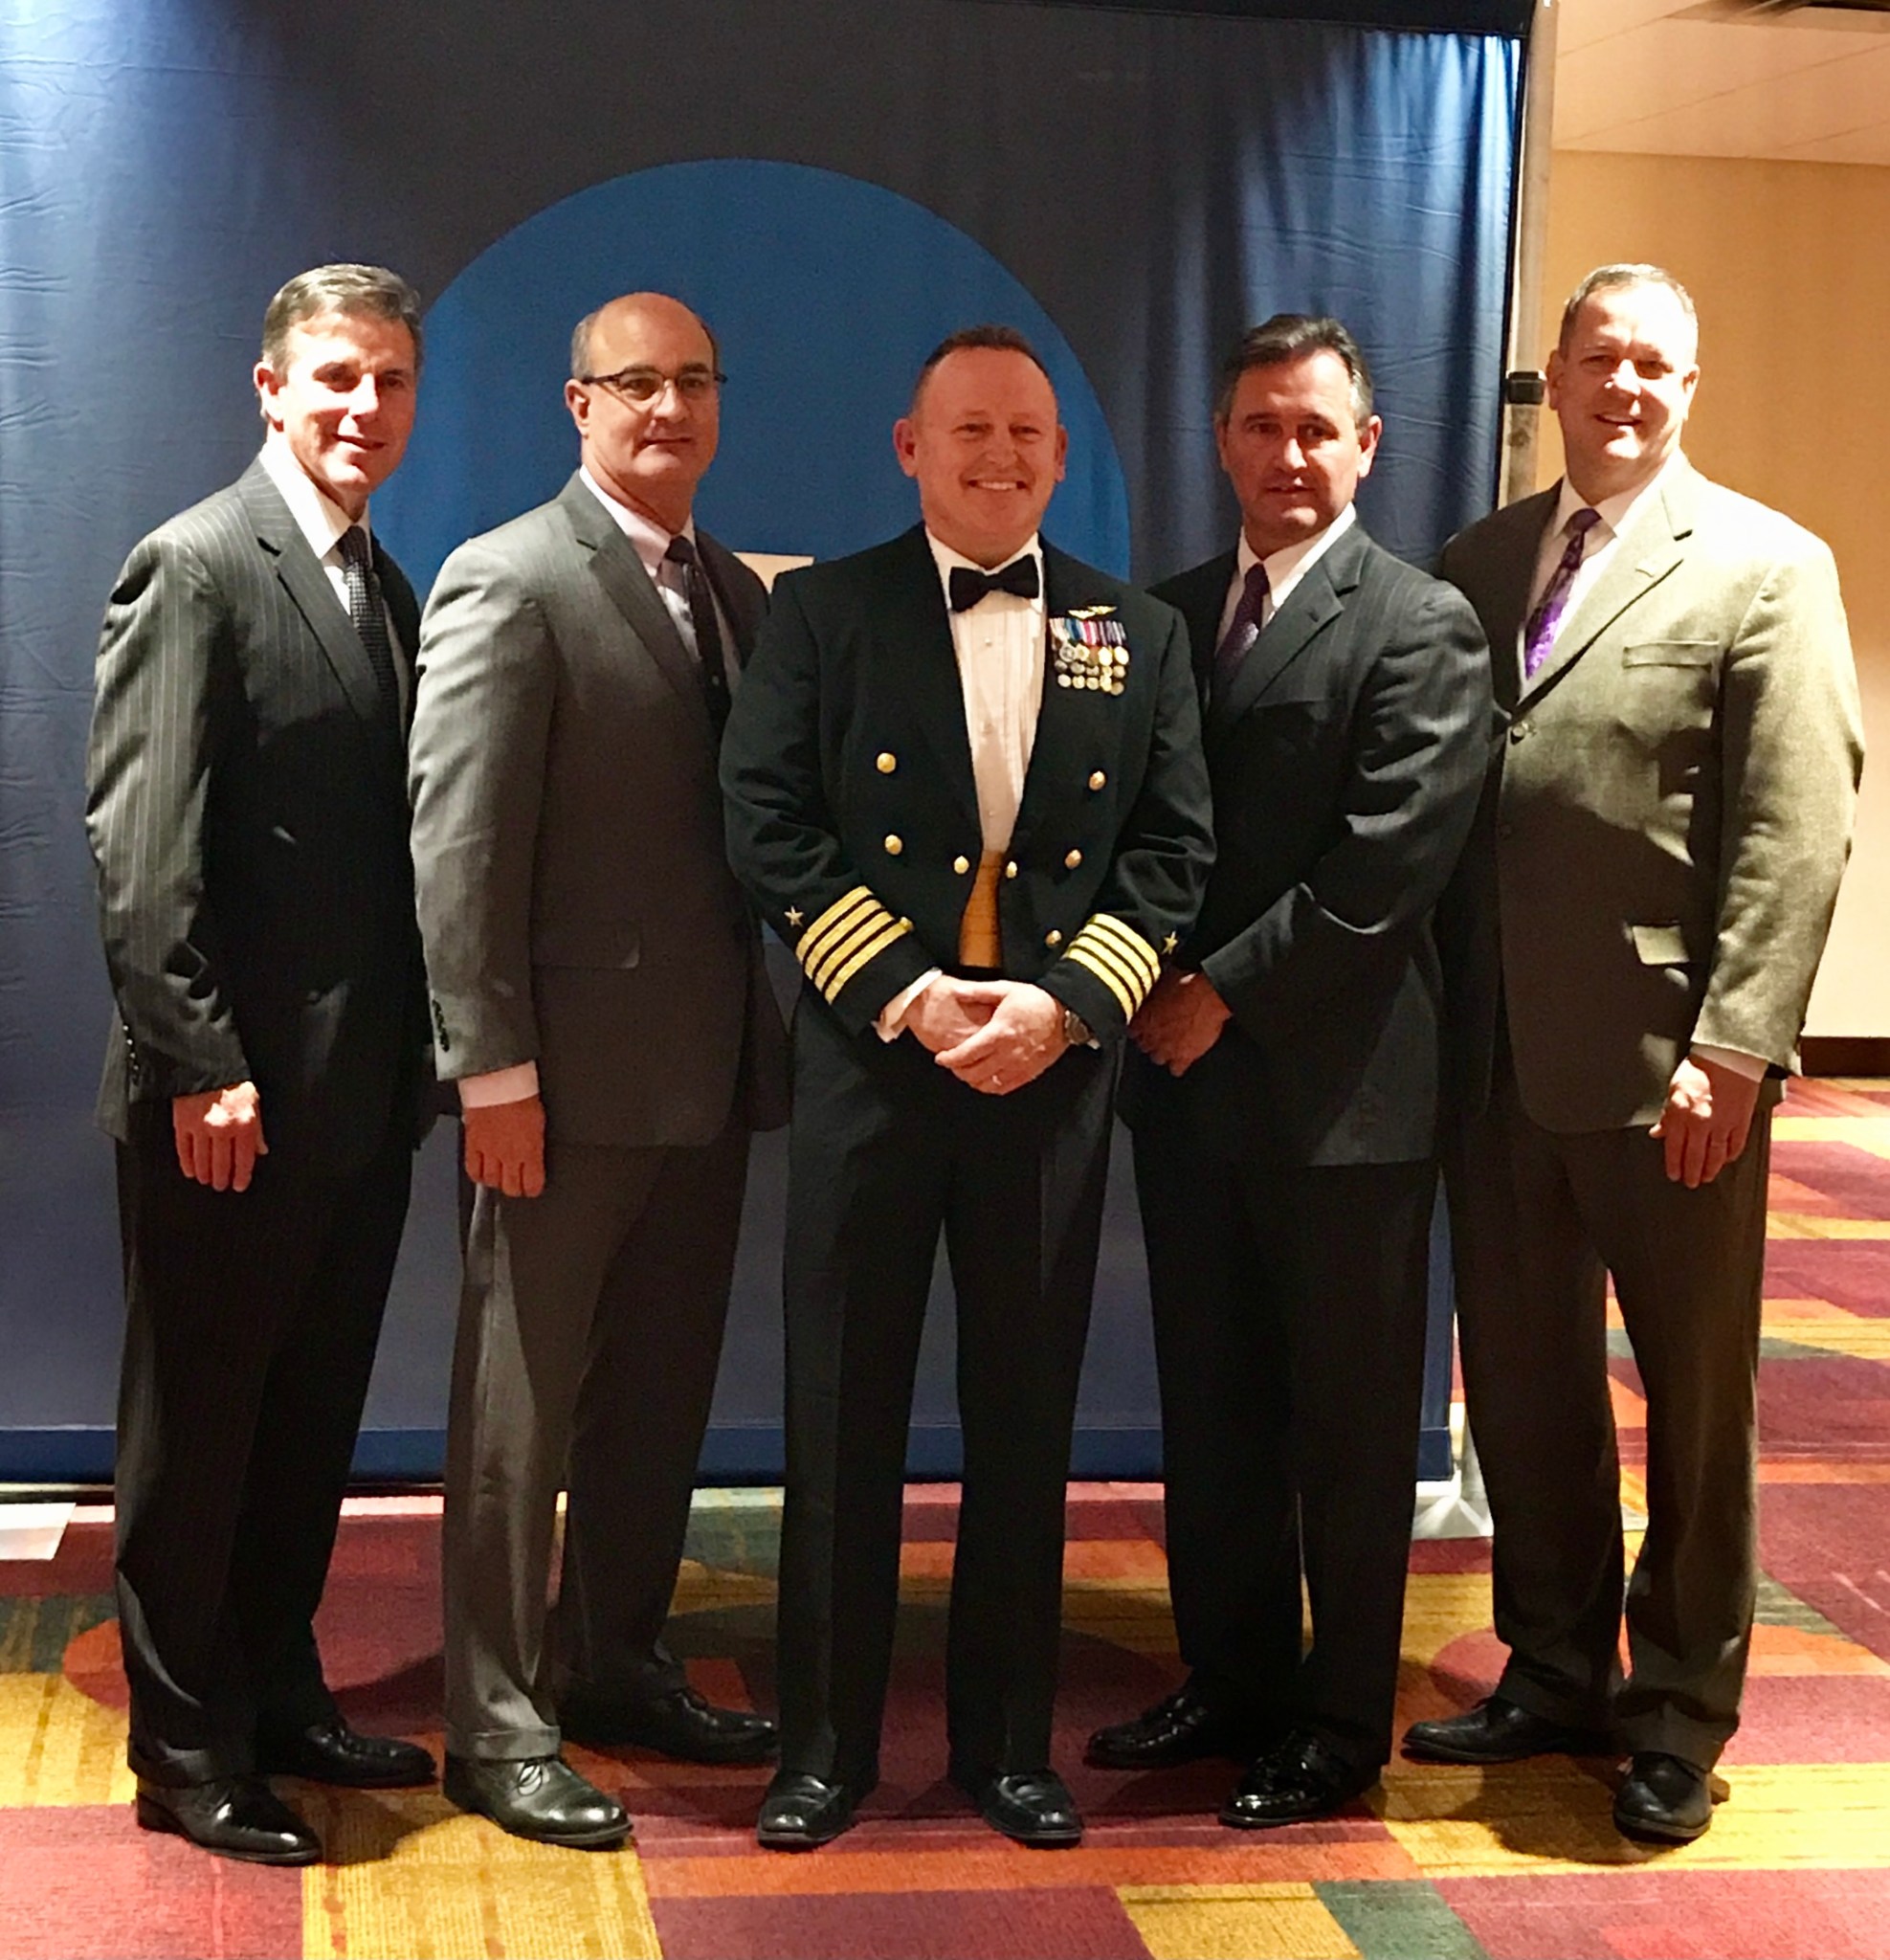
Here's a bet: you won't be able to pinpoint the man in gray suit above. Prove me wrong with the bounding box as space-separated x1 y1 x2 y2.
410 291 789 1848
1403 265 1862 1843
87 263 436 1866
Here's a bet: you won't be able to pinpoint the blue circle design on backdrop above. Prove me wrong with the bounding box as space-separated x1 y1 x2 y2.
377 159 1129 591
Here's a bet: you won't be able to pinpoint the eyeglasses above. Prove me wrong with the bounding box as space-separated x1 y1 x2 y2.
577 365 725 405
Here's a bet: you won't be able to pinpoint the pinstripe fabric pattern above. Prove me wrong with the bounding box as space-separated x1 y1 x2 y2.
85 456 428 1172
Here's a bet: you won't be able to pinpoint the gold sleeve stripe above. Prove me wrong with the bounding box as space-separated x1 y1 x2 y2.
1085 912 1162 989
809 906 905 994
1068 928 1146 1005
1063 943 1139 1019
823 917 915 1002
796 886 879 969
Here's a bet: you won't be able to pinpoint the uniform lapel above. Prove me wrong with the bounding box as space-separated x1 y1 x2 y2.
881 526 981 834
557 474 714 746
1009 545 1120 855
1209 524 1358 733
1521 461 1695 706
237 460 405 777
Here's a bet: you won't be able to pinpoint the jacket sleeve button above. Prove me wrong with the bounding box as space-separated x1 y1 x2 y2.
1045 929 1063 947
884 835 903 856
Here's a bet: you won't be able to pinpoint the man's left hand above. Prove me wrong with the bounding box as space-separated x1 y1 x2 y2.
936 981 1067 1095
1650 1053 1763 1188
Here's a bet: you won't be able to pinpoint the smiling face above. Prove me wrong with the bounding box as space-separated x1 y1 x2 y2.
254 310 419 522
565 293 721 532
1214 350 1380 561
894 346 1067 568
1547 280 1699 503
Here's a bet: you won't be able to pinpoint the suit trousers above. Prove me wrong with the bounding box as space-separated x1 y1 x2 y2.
775 1004 1113 1786
113 1123 412 1786
1135 1126 1434 1771
1445 1063 1771 1771
441 1118 749 1761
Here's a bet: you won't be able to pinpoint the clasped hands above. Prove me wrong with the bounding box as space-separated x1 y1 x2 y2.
905 976 1067 1095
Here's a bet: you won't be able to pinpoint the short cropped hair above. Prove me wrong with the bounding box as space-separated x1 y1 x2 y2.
1214 314 1374 427
569 299 722 381
910 324 1054 411
1557 263 1698 351
259 263 424 374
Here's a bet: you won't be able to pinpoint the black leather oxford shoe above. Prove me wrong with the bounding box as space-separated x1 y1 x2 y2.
951 1765 1083 1848
1613 1751 1718 1843
560 1684 778 1765
135 1774 322 1865
756 1771 873 1851
443 1753 629 1848
1402 1696 1612 1765
1085 1682 1260 1771
1219 1731 1375 1829
256 1717 435 1789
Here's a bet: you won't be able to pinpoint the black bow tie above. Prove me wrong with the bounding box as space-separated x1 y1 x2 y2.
948 555 1040 612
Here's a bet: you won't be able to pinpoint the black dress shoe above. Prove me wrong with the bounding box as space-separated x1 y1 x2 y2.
561 1684 778 1765
951 1765 1083 1848
443 1753 629 1848
1219 1731 1375 1829
256 1717 436 1789
756 1771 872 1850
135 1774 322 1865
1613 1751 1718 1843
1402 1696 1612 1765
1085 1682 1257 1771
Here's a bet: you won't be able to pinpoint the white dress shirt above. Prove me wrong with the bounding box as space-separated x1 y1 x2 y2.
1529 454 1761 1081
877 530 1048 1039
1215 501 1357 648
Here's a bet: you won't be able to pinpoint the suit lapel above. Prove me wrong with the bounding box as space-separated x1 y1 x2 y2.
557 475 714 746
695 529 765 667
1474 490 1557 714
1520 462 1696 705
1209 526 1357 733
878 527 981 832
1161 552 1236 705
237 460 405 777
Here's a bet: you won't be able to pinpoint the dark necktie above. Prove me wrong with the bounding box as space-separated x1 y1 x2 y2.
1212 561 1271 702
663 534 732 740
337 525 401 724
1523 506 1603 679
948 555 1040 612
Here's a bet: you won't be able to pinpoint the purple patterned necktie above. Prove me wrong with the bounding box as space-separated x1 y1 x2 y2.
1212 561 1271 701
1522 506 1602 679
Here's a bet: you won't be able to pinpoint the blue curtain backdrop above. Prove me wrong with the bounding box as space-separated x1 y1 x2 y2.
0 0 1520 1480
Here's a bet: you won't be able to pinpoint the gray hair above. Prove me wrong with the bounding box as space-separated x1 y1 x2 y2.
259 263 423 373
1215 315 1374 428
1557 263 1698 351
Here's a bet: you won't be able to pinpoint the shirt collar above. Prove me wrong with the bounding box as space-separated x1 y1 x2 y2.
1550 452 1680 545
259 434 362 562
579 465 695 581
1235 500 1355 590
925 530 1045 612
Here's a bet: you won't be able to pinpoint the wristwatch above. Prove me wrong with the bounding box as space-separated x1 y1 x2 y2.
1061 1006 1096 1050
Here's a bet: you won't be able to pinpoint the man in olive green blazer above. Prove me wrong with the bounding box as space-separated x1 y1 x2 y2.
1405 265 1861 1845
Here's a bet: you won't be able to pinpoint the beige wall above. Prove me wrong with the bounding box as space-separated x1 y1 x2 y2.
1535 150 1890 1036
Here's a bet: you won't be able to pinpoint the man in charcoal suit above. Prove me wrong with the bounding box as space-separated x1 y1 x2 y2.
1402 264 1861 1843
409 291 789 1849
86 264 437 1865
1086 315 1490 1822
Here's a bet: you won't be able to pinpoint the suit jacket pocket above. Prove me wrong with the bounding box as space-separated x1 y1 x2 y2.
1630 922 1693 967
529 917 640 969
1622 641 1717 667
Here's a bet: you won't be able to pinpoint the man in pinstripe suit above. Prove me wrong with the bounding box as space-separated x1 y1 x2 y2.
86 265 435 1866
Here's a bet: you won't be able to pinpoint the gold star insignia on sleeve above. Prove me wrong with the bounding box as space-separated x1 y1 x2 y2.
786 907 804 927
1163 934 1179 955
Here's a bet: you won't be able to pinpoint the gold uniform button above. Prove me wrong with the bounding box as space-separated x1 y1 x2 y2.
877 751 898 773
884 835 903 856
1045 929 1063 947
1004 860 1018 880
1064 849 1082 870
1088 770 1106 791
953 855 970 875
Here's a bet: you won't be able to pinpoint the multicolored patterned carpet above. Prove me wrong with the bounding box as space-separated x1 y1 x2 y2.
3 1080 1887 1958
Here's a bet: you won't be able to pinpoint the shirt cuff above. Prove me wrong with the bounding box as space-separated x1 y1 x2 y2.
458 1061 541 1107
875 969 944 1042
1691 1043 1766 1080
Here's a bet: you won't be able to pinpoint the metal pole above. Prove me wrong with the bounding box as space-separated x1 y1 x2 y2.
1499 0 1561 508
